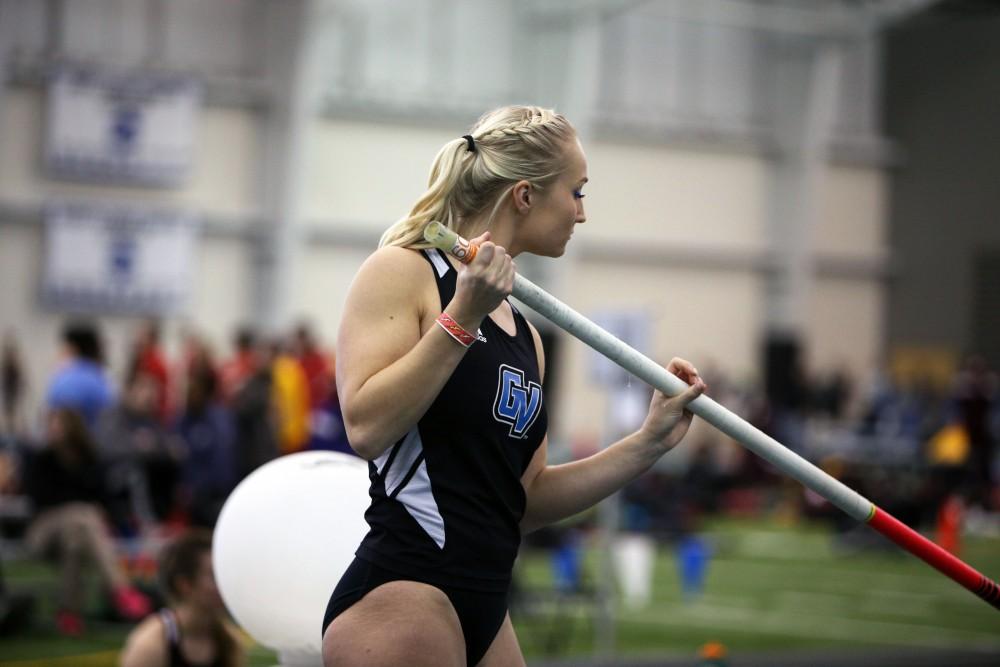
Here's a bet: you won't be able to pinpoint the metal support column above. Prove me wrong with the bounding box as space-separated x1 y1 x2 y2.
253 0 329 335
763 37 842 412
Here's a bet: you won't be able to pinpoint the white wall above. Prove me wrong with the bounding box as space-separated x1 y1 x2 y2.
0 87 890 452
555 263 763 440
300 117 889 445
0 86 890 443
290 244 371 346
0 90 259 219
809 165 889 377
583 141 769 248
0 87 260 423
816 165 888 255
304 119 455 227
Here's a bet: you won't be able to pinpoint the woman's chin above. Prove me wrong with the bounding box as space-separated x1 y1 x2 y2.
544 239 572 258
535 247 566 259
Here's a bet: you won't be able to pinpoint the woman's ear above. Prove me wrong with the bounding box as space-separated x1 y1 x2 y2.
513 180 532 213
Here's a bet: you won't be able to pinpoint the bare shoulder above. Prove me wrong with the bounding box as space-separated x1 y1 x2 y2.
343 245 438 325
224 620 248 651
119 615 167 667
355 246 434 289
219 620 248 661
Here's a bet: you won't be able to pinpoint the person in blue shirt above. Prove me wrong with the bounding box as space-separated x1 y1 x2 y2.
46 321 115 427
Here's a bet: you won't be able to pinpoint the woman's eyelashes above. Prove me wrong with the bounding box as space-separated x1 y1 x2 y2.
573 189 586 199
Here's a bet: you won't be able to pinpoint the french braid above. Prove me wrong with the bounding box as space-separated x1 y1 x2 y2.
380 105 576 249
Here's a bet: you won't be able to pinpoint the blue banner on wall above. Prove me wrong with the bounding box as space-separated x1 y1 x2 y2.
42 200 199 315
45 64 202 187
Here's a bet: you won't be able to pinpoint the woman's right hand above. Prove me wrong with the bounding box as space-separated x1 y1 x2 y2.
448 231 515 324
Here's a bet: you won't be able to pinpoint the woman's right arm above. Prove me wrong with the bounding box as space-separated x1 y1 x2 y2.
336 238 512 460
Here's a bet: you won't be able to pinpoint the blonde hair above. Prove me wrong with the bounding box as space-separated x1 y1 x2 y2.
379 105 577 249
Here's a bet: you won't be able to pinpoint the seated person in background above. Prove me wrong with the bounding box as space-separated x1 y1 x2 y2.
174 367 234 528
0 441 36 637
97 370 184 531
119 529 244 667
23 408 152 635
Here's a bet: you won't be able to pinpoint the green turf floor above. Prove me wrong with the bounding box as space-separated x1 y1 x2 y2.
514 517 1000 660
2 517 998 665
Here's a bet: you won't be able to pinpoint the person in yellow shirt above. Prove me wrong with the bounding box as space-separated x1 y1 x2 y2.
270 340 310 455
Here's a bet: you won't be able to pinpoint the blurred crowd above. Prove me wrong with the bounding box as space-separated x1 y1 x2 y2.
618 354 999 547
523 354 998 610
0 319 348 638
1 316 998 637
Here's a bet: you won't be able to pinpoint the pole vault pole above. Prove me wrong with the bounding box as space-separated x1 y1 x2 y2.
423 222 1000 611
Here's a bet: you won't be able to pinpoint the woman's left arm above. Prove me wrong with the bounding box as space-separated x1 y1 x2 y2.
519 323 705 534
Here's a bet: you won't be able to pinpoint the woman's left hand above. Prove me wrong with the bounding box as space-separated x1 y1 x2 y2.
638 357 706 453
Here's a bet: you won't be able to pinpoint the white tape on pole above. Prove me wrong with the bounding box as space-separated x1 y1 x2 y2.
512 272 871 521
423 222 873 522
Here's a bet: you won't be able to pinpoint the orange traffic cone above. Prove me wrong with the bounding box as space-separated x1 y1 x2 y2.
936 494 963 557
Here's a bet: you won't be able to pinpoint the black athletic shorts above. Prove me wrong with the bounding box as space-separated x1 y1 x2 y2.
321 556 508 666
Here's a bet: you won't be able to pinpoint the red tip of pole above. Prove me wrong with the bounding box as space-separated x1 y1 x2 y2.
868 506 1000 611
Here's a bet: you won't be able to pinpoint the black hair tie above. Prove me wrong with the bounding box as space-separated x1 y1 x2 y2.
462 134 476 153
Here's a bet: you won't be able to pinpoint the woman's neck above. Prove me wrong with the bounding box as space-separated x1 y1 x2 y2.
173 602 215 636
464 213 520 257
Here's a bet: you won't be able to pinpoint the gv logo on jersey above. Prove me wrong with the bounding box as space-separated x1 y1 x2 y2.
493 364 543 439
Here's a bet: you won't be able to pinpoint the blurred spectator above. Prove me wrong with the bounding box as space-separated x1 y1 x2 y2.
1 333 27 438
127 320 172 425
290 325 351 454
0 434 36 637
926 422 970 494
219 327 259 403
179 330 221 406
222 330 277 481
307 391 352 455
952 354 998 508
858 368 923 440
812 365 852 421
174 364 234 528
22 408 151 635
271 338 310 455
97 371 183 530
293 323 333 409
119 529 243 667
46 321 115 428
0 558 36 637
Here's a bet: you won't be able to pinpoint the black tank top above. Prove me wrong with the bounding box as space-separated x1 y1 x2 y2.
356 248 547 592
159 609 223 667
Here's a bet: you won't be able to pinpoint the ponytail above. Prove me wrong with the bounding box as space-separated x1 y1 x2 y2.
379 138 471 248
380 105 577 249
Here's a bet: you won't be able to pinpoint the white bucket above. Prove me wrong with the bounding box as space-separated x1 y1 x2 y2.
612 533 656 609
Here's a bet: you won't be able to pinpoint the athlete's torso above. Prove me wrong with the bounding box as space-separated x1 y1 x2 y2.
356 248 547 591
159 609 223 667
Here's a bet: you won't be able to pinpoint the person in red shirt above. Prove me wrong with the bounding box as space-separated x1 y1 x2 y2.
178 329 221 407
128 320 171 425
219 327 260 404
293 323 333 410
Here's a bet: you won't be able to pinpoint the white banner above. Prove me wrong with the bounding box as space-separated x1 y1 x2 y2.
589 310 652 435
589 310 652 386
42 201 199 315
45 64 201 186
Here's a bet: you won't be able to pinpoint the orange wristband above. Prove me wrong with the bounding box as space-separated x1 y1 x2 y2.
436 312 475 348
